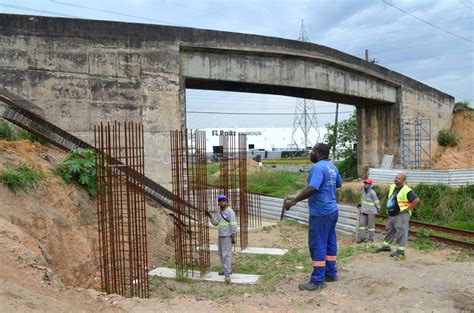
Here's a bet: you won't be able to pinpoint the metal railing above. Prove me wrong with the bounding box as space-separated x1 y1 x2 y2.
368 168 474 187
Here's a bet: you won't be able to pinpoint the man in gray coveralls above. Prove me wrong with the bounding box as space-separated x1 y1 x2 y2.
206 194 237 283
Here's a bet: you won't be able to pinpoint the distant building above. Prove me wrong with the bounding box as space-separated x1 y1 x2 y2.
202 127 326 152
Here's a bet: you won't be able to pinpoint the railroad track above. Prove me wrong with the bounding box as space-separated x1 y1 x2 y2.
375 215 474 250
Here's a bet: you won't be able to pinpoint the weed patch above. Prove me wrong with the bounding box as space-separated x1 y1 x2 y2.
56 148 97 197
411 228 436 250
0 162 46 192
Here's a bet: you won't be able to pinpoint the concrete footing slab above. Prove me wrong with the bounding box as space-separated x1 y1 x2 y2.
149 267 260 284
209 244 288 255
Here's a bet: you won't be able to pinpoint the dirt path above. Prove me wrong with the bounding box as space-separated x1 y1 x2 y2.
1 140 473 312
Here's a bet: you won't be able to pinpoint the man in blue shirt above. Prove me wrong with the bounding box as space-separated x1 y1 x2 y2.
284 143 342 291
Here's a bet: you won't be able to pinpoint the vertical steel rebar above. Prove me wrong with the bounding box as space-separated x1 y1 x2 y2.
171 129 210 278
95 121 149 298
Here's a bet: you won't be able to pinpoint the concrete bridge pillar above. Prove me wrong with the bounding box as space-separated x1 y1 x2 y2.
357 100 401 176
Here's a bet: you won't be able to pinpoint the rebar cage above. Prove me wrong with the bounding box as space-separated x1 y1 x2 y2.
94 121 149 298
170 129 210 277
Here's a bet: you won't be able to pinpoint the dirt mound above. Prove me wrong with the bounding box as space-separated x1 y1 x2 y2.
432 110 474 168
0 140 174 291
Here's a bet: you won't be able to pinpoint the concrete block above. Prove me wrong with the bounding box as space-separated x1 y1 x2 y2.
117 52 141 78
0 48 28 70
59 51 88 74
142 91 181 131
28 45 59 71
90 78 141 102
0 69 30 98
142 45 179 74
89 102 142 126
56 100 91 131
149 267 260 284
53 76 90 100
28 71 59 101
88 51 117 76
209 244 288 256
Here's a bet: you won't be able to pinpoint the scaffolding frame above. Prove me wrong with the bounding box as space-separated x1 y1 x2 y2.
401 118 432 169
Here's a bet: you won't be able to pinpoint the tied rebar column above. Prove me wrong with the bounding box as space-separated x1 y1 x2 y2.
218 134 251 249
170 129 210 278
94 121 149 298
248 192 262 228
238 134 249 248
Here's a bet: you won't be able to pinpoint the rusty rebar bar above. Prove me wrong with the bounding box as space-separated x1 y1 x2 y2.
171 129 210 277
95 121 149 298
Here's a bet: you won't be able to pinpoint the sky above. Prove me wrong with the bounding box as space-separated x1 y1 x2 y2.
1 0 473 133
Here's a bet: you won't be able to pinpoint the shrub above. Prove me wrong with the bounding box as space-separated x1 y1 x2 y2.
0 120 47 144
453 101 473 112
336 154 357 179
341 188 360 205
0 162 46 192
17 129 47 145
0 120 16 141
56 148 97 197
438 129 460 147
411 184 474 225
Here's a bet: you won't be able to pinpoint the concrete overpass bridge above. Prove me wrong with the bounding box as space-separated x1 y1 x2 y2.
0 14 454 185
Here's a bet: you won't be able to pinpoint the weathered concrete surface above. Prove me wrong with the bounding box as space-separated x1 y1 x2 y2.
0 14 454 184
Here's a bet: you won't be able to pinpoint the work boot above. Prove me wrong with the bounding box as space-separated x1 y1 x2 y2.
224 276 231 284
356 237 366 244
218 271 232 276
375 245 391 253
390 250 405 258
325 275 337 282
298 282 325 291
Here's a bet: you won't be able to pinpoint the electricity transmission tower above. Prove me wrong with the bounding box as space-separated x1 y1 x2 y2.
289 20 320 154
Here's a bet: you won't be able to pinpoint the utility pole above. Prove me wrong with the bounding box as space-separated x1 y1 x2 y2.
332 102 339 161
290 20 320 155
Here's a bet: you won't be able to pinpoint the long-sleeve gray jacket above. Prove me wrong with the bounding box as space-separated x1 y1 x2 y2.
210 206 237 237
360 188 380 214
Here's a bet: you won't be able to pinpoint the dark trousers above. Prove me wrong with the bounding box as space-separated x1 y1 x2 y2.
308 211 338 285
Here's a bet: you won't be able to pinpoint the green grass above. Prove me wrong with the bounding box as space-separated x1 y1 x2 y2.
207 163 219 176
151 244 312 299
247 170 306 196
147 213 157 223
446 222 474 231
0 162 47 192
0 120 47 144
0 120 16 140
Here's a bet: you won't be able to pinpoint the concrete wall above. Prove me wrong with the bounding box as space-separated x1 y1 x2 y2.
0 14 454 185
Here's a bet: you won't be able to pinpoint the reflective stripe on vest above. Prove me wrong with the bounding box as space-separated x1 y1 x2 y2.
388 184 413 215
218 221 237 228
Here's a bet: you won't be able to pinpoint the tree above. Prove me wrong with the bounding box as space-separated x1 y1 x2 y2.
323 113 357 178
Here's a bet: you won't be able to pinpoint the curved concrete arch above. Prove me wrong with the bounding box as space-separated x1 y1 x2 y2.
0 14 454 184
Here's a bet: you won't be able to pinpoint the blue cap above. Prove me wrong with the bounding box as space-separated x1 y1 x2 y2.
217 194 228 201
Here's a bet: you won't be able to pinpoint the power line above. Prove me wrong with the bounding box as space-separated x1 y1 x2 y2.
0 3 78 18
382 49 473 65
383 0 472 43
49 0 183 26
187 111 353 116
320 16 474 46
311 6 471 40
